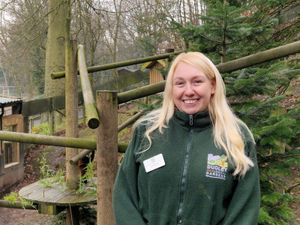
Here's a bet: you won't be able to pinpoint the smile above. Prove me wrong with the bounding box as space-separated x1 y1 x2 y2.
183 99 199 104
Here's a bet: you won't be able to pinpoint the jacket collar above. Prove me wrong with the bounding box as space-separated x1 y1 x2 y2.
172 109 212 131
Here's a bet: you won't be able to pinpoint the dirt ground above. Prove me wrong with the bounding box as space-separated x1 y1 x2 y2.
0 207 54 225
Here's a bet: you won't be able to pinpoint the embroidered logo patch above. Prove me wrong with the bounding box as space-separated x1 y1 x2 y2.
206 154 228 180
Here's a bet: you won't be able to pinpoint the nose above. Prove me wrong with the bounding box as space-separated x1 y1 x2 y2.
184 83 195 96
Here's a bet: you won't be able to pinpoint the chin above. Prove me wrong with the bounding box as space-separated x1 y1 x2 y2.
182 106 208 114
182 109 200 115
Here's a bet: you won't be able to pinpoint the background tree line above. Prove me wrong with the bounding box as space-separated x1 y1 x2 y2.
0 0 300 224
0 0 204 98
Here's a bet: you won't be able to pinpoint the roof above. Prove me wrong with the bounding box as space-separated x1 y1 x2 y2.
0 96 22 106
141 59 167 70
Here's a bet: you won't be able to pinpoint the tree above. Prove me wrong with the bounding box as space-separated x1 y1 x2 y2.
0 0 47 97
173 0 300 224
176 0 279 63
44 0 68 97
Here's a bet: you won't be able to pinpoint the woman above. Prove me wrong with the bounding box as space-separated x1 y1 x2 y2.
113 52 260 225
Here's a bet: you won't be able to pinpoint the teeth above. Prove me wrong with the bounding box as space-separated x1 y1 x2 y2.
184 99 197 103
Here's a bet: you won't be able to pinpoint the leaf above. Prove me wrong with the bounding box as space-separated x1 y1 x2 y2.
258 207 275 225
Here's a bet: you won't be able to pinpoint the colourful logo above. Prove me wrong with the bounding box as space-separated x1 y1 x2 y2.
206 154 228 180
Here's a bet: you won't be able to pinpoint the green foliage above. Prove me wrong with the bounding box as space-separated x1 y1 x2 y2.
77 160 97 195
39 152 52 179
225 60 300 223
38 169 65 188
38 152 64 188
175 1 300 223
258 193 295 225
38 151 96 195
255 116 296 154
32 123 51 135
175 1 273 62
39 152 54 179
3 192 19 203
3 192 34 209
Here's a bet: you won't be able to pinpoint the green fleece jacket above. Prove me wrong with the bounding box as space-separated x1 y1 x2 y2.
113 110 260 225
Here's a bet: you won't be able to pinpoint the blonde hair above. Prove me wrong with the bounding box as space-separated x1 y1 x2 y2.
136 52 254 176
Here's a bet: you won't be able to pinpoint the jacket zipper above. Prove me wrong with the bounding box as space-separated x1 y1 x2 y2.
176 115 194 224
189 114 194 126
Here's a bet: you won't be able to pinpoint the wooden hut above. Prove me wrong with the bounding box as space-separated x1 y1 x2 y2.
142 59 167 84
0 96 23 193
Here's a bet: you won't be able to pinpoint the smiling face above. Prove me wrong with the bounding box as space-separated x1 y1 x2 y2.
172 62 215 115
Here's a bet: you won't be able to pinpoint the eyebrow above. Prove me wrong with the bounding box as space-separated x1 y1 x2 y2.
173 74 206 79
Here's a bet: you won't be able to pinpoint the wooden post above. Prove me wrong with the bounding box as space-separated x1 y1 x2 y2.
65 38 80 225
65 40 80 189
96 91 118 225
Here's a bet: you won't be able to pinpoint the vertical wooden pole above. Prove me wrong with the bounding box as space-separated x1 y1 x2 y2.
65 39 80 225
65 40 79 189
0 153 3 175
0 113 3 175
96 91 118 225
49 101 55 134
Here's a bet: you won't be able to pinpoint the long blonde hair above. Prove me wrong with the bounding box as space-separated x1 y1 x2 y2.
136 52 254 176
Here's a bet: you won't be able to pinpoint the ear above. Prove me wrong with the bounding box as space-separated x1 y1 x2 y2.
211 79 216 95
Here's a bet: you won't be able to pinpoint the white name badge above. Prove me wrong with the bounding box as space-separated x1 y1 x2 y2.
143 154 165 173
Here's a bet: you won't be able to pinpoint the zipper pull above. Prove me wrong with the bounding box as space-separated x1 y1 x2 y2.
189 115 193 126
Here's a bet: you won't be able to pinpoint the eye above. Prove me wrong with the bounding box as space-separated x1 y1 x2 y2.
193 79 203 85
174 80 185 87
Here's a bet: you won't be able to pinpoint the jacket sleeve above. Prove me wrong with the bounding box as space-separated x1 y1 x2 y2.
112 126 147 225
222 140 261 225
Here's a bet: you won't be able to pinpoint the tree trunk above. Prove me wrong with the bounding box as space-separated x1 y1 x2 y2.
44 0 68 133
44 0 67 97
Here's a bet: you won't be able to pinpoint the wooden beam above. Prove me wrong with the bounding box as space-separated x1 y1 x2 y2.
118 81 165 104
78 45 100 129
0 131 96 149
0 200 36 210
70 143 128 164
0 131 128 155
217 40 300 72
96 91 118 225
51 51 182 79
118 110 146 132
22 93 83 117
69 149 93 165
